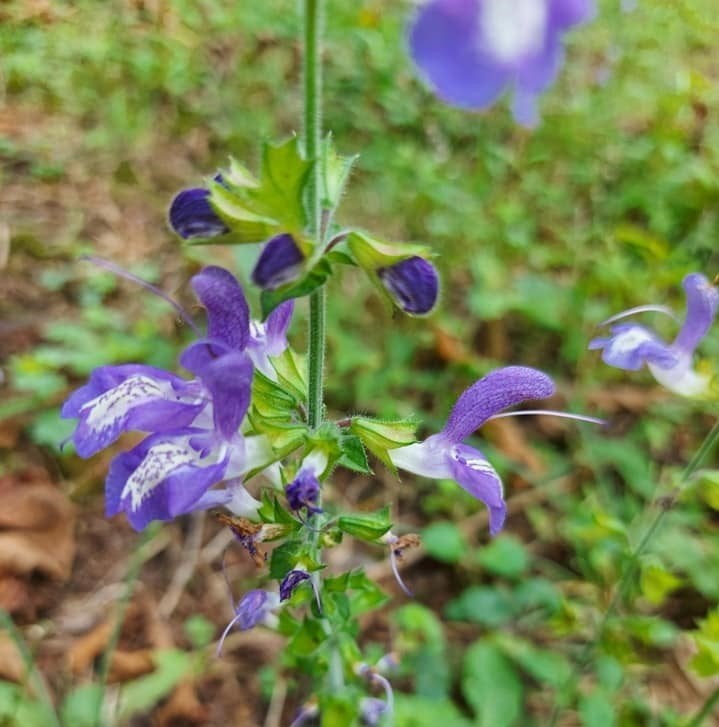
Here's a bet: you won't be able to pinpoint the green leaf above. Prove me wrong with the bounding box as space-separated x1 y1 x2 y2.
60 685 103 727
207 181 277 243
269 541 320 579
247 138 314 233
421 522 466 564
319 694 361 727
394 695 473 727
579 690 616 727
475 535 530 579
337 433 372 474
270 348 308 402
462 640 523 727
117 649 194 722
252 369 299 417
321 135 358 211
445 586 515 628
346 230 433 269
350 416 418 473
183 614 215 649
338 507 392 542
495 635 572 687
639 562 682 605
260 258 333 319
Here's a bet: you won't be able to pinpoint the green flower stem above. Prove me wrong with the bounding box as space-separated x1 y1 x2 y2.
303 0 325 431
550 418 719 725
687 684 719 727
302 0 344 696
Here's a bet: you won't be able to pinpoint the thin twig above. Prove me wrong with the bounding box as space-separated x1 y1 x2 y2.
264 678 288 727
0 610 60 727
159 512 206 618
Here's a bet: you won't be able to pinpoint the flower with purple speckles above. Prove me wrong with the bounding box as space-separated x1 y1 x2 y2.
251 233 305 290
62 265 293 530
408 0 595 126
377 256 439 315
589 273 719 397
216 589 281 656
389 366 603 535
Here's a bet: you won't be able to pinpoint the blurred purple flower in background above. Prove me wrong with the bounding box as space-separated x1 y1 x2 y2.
408 0 595 125
589 273 718 397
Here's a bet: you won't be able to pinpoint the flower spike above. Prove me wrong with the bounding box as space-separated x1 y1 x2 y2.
589 273 719 397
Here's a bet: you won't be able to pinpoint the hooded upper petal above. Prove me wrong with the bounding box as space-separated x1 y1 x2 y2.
179 344 253 440
443 366 555 443
105 432 229 531
674 273 719 355
61 364 203 458
588 323 679 372
191 266 250 351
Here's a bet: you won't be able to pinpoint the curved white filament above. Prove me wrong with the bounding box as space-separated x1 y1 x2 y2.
599 304 679 327
487 410 606 427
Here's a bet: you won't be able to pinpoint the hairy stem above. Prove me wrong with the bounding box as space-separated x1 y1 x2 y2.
549 419 719 725
304 0 325 431
302 0 344 696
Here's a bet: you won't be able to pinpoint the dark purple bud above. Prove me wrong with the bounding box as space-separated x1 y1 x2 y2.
377 256 439 315
280 569 311 601
285 469 321 514
251 233 304 290
169 187 229 240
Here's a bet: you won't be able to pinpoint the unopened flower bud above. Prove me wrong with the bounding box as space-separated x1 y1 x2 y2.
279 569 312 601
377 256 439 315
169 187 229 239
251 233 304 289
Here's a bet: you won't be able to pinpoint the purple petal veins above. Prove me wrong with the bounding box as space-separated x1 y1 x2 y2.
169 187 229 239
377 256 439 315
408 0 595 125
251 233 304 290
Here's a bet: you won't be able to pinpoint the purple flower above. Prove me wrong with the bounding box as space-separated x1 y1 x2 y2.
377 257 439 315
216 589 281 655
169 187 229 239
408 0 596 126
62 265 292 530
390 366 554 535
279 569 312 601
360 698 390 726
286 453 326 514
589 273 719 397
251 233 305 290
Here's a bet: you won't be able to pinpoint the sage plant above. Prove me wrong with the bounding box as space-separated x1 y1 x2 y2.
59 1 610 723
